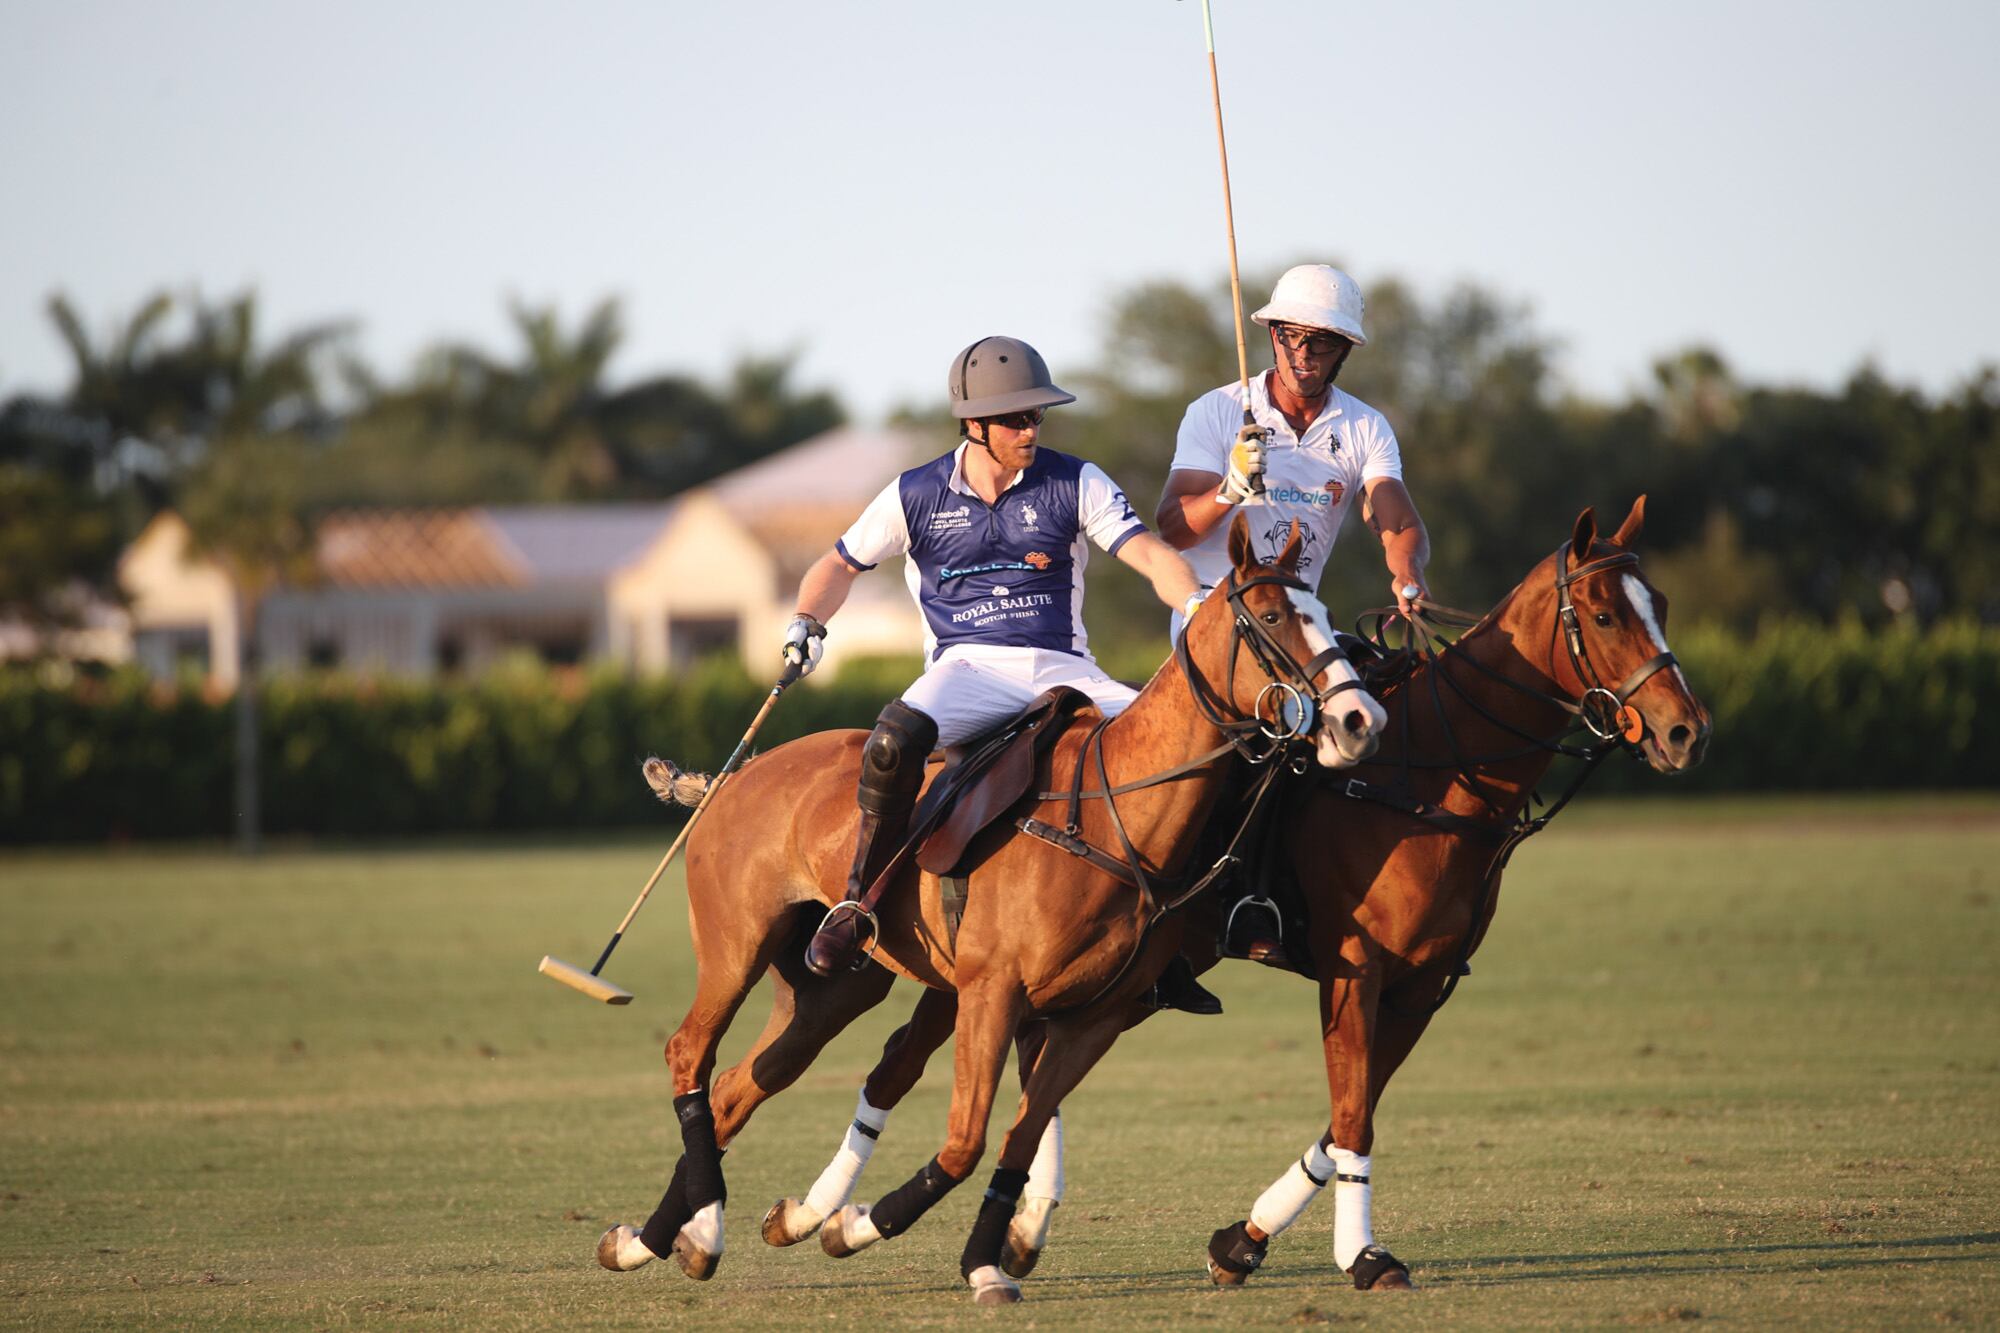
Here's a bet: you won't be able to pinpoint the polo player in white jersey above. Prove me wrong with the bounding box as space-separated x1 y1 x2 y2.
784 336 1205 978
1157 264 1430 966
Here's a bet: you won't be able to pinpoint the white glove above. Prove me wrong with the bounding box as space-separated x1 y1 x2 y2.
781 614 826 677
1216 424 1267 504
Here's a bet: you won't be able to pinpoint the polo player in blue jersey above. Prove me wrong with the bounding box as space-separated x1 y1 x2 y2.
782 336 1207 983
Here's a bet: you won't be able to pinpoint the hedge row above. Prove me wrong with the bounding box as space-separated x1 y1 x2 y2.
1 622 1994 842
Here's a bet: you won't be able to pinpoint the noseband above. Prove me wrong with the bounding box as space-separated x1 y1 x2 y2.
1176 569 1363 762
1554 543 1679 745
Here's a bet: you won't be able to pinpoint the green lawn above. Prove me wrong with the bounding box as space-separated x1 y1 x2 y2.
2 794 1997 1329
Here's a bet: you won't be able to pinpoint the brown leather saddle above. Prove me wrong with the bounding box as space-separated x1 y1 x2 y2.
910 685 1097 877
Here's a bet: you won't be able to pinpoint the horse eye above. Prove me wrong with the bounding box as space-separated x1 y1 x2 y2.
1594 612 1613 628
1262 611 1282 625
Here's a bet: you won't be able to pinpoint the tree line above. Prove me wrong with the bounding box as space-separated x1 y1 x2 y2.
4 272 1995 653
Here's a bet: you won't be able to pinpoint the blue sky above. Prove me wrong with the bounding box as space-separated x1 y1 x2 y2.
3 0 1994 421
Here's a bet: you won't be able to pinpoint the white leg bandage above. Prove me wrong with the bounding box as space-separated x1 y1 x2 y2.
1024 1110 1065 1202
681 1200 724 1256
1330 1145 1373 1271
803 1090 890 1218
1249 1137 1335 1237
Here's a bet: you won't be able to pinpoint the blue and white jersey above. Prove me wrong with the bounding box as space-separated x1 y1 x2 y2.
837 444 1148 661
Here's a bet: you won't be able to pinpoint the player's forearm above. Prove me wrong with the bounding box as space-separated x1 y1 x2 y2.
794 550 860 624
1380 523 1429 584
1120 533 1202 613
1155 472 1234 550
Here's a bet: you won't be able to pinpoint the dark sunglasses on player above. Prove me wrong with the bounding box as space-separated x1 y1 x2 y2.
1271 324 1349 356
985 407 1047 430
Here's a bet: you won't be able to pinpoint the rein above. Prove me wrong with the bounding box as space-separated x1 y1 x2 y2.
1337 542 1679 1013
1017 568 1346 1013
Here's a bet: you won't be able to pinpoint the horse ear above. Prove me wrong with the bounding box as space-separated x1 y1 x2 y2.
1275 518 1304 572
1227 511 1254 571
1611 494 1647 547
1570 506 1599 568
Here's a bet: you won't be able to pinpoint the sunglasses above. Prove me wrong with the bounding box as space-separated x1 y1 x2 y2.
1272 325 1348 357
984 407 1047 430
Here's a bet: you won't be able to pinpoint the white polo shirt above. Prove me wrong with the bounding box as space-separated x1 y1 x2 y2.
1169 371 1404 597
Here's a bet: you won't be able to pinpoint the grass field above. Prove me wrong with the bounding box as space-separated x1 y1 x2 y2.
3 795 1997 1329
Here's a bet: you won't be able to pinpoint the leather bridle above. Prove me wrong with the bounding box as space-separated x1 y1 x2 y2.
1554 543 1679 746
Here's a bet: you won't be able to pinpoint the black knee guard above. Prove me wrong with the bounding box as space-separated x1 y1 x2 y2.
858 701 936 816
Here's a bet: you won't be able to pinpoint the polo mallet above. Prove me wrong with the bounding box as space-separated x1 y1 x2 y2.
538 661 803 1004
1198 0 1263 479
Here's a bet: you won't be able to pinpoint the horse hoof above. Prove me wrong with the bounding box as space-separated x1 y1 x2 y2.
1000 1235 1041 1280
1348 1244 1412 1291
671 1231 720 1281
762 1197 822 1247
968 1264 1023 1304
1001 1197 1054 1278
596 1223 655 1272
820 1204 879 1259
1206 1256 1251 1287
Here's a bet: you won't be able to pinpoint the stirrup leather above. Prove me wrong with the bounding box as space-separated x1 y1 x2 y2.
818 899 882 969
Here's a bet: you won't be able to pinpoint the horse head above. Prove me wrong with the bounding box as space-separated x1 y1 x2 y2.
1183 514 1383 768
1526 496 1712 774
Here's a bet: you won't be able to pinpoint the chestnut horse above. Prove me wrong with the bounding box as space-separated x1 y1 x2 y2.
765 497 1712 1292
596 517 1384 1304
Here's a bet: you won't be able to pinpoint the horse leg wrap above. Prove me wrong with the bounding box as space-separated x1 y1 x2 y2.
1207 1219 1269 1284
1348 1243 1409 1291
1249 1137 1335 1237
1329 1145 1373 1271
802 1089 890 1218
867 1154 962 1240
960 1167 1029 1280
1024 1110 1064 1202
639 1153 692 1259
674 1090 726 1210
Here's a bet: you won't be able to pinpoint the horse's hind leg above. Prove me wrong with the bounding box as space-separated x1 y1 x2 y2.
767 982 957 1246
601 893 789 1282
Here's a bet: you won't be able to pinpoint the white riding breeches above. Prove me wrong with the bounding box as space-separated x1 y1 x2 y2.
898 645 1136 748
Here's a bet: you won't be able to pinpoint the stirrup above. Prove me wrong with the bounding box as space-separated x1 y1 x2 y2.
818 900 882 969
1221 893 1287 964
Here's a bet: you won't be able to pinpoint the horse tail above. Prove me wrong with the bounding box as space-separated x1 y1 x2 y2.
642 756 711 808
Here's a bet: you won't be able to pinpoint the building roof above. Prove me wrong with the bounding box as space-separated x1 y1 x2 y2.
709 426 933 583
316 510 527 588
483 504 680 582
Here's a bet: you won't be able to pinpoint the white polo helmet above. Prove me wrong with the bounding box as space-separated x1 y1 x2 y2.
1251 264 1368 348
947 336 1076 419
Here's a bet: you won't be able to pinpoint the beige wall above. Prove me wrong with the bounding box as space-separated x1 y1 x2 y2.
118 513 241 687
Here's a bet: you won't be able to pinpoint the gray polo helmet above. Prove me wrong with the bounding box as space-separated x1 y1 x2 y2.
947 336 1076 419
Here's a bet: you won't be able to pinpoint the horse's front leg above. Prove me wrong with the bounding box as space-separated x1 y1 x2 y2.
961 1007 1125 1304
819 977 1024 1263
764 984 958 1246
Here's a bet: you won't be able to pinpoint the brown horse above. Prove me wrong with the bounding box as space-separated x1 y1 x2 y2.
765 496 1712 1292
595 516 1382 1304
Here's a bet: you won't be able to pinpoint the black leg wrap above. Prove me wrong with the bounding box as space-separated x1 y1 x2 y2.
959 1167 1030 1280
674 1090 726 1210
1348 1243 1410 1290
868 1154 962 1240
1207 1219 1269 1281
638 1153 691 1258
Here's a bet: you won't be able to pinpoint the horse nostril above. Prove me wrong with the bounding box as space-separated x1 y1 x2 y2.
1669 724 1691 751
1343 709 1368 737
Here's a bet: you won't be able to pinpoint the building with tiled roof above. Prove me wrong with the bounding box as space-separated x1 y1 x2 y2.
115 427 932 685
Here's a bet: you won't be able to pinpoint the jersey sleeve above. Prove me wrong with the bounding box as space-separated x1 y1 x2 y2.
1169 390 1232 476
1356 410 1404 484
834 478 909 571
1077 463 1149 556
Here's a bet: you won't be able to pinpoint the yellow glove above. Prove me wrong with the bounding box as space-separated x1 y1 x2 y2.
1217 424 1268 504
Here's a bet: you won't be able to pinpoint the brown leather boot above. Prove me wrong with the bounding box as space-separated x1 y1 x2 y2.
804 701 934 978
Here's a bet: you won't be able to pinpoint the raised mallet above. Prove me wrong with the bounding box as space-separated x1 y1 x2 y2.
1198 0 1262 471
539 662 801 1004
